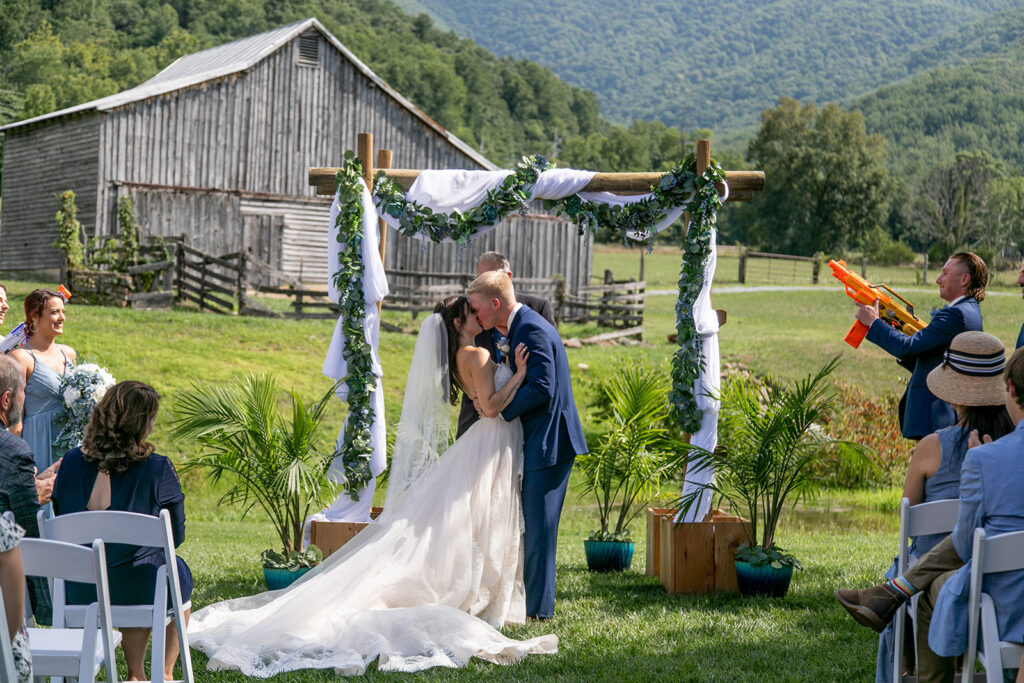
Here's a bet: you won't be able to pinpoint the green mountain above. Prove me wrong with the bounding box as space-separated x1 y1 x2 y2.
395 0 1024 135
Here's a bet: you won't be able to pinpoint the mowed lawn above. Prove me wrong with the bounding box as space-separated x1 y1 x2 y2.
3 257 1019 680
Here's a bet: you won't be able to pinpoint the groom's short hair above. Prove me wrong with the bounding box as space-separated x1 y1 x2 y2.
467 270 515 305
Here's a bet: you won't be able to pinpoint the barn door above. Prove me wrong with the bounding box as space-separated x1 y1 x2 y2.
243 214 284 287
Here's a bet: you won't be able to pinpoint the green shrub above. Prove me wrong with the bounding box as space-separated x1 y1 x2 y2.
54 190 86 269
862 226 916 265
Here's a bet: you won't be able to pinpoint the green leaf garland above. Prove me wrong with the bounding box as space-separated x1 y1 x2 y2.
544 153 726 432
330 151 378 500
372 155 550 243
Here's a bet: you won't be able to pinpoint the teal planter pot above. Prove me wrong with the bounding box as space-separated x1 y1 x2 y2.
734 560 794 597
263 566 312 591
584 540 635 572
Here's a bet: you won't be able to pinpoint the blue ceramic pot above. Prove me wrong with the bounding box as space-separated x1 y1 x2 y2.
734 560 794 597
263 566 312 591
583 540 635 572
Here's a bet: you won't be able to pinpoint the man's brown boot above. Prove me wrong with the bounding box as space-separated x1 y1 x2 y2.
834 584 906 633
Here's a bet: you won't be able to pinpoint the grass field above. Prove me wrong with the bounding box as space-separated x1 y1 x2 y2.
2 253 1016 680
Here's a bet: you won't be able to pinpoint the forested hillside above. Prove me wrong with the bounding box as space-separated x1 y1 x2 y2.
396 0 1024 134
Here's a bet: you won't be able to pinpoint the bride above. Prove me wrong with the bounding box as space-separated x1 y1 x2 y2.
188 295 558 677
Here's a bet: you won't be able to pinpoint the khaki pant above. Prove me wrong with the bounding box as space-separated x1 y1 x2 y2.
905 536 965 683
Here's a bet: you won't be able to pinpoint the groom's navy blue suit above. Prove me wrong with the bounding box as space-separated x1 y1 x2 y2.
502 305 587 618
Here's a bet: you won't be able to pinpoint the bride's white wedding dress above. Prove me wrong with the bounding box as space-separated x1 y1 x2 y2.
189 345 557 676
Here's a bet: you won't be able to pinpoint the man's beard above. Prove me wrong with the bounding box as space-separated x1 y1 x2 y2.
5 397 24 428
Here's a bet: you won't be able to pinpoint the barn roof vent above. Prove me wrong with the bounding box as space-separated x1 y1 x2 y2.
297 31 319 66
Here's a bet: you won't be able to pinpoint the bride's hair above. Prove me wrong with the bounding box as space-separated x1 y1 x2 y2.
434 295 469 405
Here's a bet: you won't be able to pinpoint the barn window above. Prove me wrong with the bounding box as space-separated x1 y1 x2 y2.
296 32 319 66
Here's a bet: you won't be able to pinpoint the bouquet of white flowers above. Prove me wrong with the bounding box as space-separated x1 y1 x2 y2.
55 363 117 452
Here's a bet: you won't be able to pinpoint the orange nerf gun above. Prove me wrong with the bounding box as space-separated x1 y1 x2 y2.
829 259 926 348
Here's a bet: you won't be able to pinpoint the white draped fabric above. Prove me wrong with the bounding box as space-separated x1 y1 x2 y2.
676 228 721 523
316 180 390 523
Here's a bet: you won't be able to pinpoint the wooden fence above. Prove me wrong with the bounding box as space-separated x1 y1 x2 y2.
561 269 645 337
738 250 824 285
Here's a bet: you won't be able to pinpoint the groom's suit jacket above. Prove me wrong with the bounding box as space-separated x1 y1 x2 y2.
456 292 555 438
501 305 587 471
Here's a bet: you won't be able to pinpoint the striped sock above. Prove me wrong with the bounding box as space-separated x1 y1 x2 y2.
888 576 917 599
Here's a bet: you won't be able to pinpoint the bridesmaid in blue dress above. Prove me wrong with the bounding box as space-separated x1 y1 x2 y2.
9 289 76 472
52 380 192 682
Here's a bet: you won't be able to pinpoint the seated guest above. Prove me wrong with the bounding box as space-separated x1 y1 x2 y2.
0 282 9 330
874 332 1014 682
52 381 192 682
0 356 53 625
837 344 1024 683
0 514 32 682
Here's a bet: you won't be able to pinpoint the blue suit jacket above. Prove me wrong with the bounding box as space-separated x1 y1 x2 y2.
865 297 982 439
1016 322 1024 350
928 420 1024 656
501 306 587 471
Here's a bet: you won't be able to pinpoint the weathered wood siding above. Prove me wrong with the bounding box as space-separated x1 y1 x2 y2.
117 184 242 255
0 114 101 271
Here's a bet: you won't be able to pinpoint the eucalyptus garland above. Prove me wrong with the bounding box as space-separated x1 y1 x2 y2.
331 151 377 499
544 154 726 432
373 155 550 242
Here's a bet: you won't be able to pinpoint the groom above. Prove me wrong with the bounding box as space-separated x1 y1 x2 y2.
467 271 588 620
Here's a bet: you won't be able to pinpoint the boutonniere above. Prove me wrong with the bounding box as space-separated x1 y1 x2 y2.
930 307 942 319
496 338 511 364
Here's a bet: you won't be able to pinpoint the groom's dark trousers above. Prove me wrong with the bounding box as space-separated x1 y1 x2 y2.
502 306 588 618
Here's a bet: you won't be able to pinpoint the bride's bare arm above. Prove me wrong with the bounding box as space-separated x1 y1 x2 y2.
458 345 529 418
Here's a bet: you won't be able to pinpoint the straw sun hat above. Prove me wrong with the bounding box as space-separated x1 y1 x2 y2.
926 331 1008 407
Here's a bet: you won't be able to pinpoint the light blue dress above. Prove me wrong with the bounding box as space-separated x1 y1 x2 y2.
875 426 968 683
21 349 72 472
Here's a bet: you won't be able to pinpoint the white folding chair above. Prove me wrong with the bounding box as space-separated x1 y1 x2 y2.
0 564 20 682
892 497 961 682
962 528 1024 683
38 509 194 683
3 510 36 626
20 537 121 682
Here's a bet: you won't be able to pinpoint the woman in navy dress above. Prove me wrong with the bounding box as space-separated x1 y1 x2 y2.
52 380 192 682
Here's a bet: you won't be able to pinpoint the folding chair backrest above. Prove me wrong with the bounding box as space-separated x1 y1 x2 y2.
964 528 1024 683
20 537 119 682
0 571 18 681
894 497 960 682
39 508 194 683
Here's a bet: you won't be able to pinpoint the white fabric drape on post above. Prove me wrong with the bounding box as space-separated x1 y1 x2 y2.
676 228 721 523
313 180 390 526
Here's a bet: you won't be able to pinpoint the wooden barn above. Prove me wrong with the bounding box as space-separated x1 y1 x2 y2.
0 18 591 292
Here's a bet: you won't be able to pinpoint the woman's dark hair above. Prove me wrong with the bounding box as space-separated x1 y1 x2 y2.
24 288 63 335
81 381 160 476
433 295 469 405
955 404 1015 451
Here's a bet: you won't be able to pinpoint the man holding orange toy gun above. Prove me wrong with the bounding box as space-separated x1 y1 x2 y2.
854 253 986 440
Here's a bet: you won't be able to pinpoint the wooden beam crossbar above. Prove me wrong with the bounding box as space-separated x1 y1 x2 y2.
309 166 764 201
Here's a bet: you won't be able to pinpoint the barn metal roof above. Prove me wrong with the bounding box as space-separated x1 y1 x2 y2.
0 18 496 170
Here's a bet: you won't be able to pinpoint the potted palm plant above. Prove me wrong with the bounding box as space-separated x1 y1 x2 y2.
577 362 689 572
171 373 339 589
678 356 870 597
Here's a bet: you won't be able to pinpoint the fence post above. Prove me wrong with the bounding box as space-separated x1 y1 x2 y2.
812 252 822 284
174 243 183 302
860 257 867 278
922 252 928 285
236 252 247 314
554 276 565 325
738 248 747 284
601 269 613 326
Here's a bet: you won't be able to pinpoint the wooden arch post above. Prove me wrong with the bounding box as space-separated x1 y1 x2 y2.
355 133 393 318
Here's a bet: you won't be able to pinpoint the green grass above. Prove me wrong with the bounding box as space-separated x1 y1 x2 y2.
0 272 995 680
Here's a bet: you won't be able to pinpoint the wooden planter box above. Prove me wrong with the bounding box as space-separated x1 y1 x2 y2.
310 507 383 558
645 507 677 577
657 509 751 595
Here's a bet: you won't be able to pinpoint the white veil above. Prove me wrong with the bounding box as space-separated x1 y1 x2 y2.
384 313 452 510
